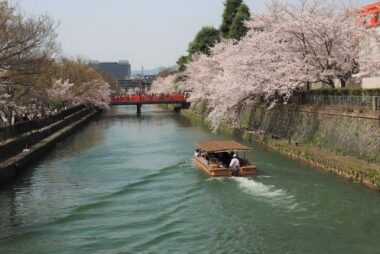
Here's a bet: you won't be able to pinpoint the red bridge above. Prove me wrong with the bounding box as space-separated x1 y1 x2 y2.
111 93 189 113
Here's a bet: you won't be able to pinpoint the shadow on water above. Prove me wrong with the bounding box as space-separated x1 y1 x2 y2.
103 111 175 121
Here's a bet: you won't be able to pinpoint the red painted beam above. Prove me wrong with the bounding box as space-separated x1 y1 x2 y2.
111 94 187 104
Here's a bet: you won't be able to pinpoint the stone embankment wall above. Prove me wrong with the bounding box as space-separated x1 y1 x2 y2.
182 103 380 189
0 106 99 185
0 105 87 142
190 103 380 162
239 105 380 162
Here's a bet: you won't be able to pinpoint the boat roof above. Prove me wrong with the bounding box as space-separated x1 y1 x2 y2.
196 140 251 153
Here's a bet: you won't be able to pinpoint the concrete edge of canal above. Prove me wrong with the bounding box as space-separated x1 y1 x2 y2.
172 105 380 191
0 107 100 186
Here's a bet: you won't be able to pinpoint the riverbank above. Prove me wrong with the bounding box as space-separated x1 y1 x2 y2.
178 103 380 190
0 106 100 185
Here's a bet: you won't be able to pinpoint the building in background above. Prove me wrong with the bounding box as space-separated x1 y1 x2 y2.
118 75 156 91
89 60 131 80
359 2 380 89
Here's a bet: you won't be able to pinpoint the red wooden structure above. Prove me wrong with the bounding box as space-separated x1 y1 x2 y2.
111 93 188 113
111 93 187 105
360 2 380 28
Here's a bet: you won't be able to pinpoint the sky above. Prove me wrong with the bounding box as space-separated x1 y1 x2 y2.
15 0 377 70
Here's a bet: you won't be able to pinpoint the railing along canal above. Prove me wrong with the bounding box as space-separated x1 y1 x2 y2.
305 95 380 110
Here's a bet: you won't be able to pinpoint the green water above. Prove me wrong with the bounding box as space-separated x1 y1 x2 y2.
0 106 379 254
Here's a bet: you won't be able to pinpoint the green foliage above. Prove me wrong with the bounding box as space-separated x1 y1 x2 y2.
229 3 250 40
220 0 243 38
306 88 380 96
188 26 220 56
365 168 380 188
176 55 191 72
176 0 250 73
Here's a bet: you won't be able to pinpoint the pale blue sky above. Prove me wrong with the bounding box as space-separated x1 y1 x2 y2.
16 0 376 69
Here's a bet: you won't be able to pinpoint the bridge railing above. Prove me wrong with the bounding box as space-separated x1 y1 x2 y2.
111 93 187 103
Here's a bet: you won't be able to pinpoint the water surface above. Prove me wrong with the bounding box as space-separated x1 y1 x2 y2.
0 106 379 254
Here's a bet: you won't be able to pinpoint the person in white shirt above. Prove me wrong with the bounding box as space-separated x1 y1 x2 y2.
229 154 240 176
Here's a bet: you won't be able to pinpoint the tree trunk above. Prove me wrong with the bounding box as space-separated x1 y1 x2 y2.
322 79 335 88
340 78 346 88
3 106 14 126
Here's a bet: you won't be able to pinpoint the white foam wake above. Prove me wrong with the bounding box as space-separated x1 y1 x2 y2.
232 177 301 211
233 177 286 198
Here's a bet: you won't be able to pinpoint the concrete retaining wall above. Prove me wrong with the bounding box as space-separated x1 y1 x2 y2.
237 105 380 163
0 107 99 186
0 105 86 141
189 103 380 162
0 107 93 162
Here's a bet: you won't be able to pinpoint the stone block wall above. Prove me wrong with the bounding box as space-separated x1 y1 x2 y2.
189 103 380 162
239 104 380 162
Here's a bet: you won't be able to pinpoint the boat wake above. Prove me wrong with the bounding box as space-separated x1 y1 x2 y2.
232 177 298 209
178 159 194 168
234 177 286 198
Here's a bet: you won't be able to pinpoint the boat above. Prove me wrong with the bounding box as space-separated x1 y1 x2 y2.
193 140 256 177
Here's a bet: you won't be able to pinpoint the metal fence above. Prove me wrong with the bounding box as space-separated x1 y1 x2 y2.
305 95 380 110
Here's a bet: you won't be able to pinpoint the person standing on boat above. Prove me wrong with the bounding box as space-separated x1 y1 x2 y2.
229 154 240 176
194 149 200 157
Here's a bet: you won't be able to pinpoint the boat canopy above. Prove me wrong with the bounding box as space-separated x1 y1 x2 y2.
196 140 251 153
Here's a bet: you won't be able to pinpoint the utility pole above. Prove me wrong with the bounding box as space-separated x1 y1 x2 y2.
139 66 144 91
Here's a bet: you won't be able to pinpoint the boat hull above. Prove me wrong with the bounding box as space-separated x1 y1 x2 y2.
194 157 256 177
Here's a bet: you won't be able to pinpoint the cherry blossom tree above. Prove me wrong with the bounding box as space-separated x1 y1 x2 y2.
0 2 58 125
47 78 111 110
150 75 177 94
47 79 74 105
72 79 111 110
180 0 380 131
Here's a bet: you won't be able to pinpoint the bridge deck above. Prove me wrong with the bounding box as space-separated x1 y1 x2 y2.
111 101 186 105
111 94 187 105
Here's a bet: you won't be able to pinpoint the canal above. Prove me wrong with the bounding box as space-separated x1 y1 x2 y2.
0 106 379 254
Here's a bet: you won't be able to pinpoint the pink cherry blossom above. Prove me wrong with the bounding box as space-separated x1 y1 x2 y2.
181 0 380 131
150 75 177 94
47 79 75 103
